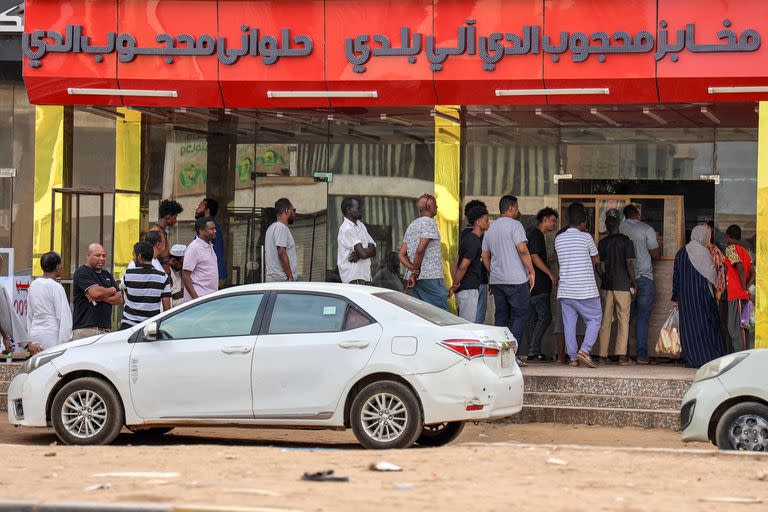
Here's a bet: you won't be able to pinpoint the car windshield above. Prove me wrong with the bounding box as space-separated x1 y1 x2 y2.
373 292 469 326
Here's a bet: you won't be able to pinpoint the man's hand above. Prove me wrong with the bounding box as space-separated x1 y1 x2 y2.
347 251 361 263
448 284 458 298
671 301 678 309
549 273 558 286
528 273 535 291
27 342 43 355
406 275 417 290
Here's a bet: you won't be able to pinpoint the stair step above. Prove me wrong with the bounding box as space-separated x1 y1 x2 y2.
523 375 692 399
0 393 6 412
0 363 22 382
524 391 681 411
502 404 681 430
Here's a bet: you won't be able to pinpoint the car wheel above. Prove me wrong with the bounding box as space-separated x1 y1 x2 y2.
51 377 125 446
715 401 768 451
350 381 422 449
127 426 174 437
416 422 465 447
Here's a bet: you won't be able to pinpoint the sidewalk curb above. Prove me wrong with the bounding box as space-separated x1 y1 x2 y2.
0 502 295 512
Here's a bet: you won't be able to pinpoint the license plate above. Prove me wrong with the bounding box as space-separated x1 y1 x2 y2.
501 349 511 368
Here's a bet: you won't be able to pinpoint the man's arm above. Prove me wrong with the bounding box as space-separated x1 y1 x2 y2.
649 248 661 261
182 269 199 300
516 242 535 290
350 242 377 261
410 238 432 276
276 246 294 281
449 258 473 297
531 253 556 284
161 296 171 312
481 250 491 273
399 242 413 271
102 291 123 305
85 285 119 301
734 261 748 291
626 258 638 297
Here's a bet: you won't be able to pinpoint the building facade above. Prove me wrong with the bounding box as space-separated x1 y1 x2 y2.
3 0 767 352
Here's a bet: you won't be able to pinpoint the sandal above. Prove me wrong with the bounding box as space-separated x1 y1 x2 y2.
577 351 597 368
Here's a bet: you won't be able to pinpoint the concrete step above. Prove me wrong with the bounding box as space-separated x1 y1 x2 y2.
523 374 692 399
0 393 6 412
504 404 681 430
0 363 22 382
524 391 682 411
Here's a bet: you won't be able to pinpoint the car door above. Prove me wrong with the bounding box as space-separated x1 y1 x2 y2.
129 292 266 420
251 291 382 419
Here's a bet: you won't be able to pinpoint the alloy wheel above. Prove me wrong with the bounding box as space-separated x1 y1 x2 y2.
361 392 408 442
61 390 108 439
728 414 768 451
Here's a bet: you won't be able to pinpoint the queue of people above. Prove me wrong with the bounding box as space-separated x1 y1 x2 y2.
3 192 756 372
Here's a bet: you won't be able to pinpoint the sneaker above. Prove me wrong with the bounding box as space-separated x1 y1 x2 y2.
516 357 528 367
568 360 579 367
527 354 553 363
577 351 597 368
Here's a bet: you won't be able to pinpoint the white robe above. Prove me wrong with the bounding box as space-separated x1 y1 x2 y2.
26 277 72 349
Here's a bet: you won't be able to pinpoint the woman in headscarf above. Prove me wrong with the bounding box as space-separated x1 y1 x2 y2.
671 225 726 368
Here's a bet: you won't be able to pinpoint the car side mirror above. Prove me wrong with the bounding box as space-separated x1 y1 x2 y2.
143 322 159 340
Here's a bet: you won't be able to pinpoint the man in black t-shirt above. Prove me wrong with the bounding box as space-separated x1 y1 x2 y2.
449 202 490 322
597 215 637 365
72 243 122 340
522 207 558 362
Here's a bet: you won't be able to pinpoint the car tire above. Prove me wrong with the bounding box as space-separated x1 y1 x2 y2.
415 421 465 447
127 426 175 437
350 380 422 450
51 377 125 446
715 401 768 451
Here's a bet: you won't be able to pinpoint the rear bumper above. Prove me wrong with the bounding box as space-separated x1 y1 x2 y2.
680 377 730 443
408 361 524 424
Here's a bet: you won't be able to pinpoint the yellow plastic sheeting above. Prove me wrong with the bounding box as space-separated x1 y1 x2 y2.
32 106 65 275
756 102 768 349
434 106 461 312
113 108 142 280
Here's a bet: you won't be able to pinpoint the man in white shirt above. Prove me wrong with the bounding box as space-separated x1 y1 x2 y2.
337 197 377 284
127 231 165 273
554 208 601 368
265 198 298 282
27 251 71 351
168 244 186 308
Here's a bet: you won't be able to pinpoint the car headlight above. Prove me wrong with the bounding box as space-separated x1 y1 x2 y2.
693 353 749 383
18 349 66 375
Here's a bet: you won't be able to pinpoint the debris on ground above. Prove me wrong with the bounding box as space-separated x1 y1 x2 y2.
546 457 568 466
91 471 180 478
220 488 282 497
394 482 415 490
698 496 763 504
83 483 111 492
369 461 402 472
301 470 349 482
43 452 56 457
757 470 768 481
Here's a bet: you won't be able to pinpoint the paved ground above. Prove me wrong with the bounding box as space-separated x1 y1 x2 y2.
1 418 767 511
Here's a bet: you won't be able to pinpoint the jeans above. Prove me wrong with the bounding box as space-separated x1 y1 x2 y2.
491 283 530 346
631 277 655 361
522 292 551 357
410 278 450 312
456 289 480 322
476 284 488 324
561 297 602 361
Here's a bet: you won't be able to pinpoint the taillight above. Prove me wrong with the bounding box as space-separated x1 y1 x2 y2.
438 339 500 359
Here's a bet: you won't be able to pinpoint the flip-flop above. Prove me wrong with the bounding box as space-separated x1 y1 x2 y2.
301 470 349 482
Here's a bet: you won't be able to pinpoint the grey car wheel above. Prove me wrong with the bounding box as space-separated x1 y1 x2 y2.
51 377 124 446
716 401 768 451
350 381 422 449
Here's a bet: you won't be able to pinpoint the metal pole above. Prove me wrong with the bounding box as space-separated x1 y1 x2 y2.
75 193 80 267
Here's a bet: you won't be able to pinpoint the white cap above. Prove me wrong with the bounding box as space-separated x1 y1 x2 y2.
170 244 187 257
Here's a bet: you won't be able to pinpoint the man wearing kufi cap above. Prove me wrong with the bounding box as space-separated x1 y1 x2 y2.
168 244 186 308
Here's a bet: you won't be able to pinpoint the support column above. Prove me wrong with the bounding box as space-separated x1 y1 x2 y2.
32 106 72 276
113 108 142 280
207 118 237 285
434 105 461 310
755 102 768 349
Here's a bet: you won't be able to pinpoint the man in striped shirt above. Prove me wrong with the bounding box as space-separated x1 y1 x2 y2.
553 208 601 368
120 241 171 330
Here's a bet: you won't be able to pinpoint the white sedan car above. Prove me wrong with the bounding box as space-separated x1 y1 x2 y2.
681 349 768 451
8 283 523 449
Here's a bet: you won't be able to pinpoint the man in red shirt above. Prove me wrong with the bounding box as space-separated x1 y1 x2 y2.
724 225 755 352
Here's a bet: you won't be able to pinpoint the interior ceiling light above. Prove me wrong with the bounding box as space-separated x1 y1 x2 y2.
174 108 217 121
267 90 378 98
483 109 517 126
590 108 620 127
67 88 178 97
700 106 721 125
708 86 768 94
495 87 609 96
380 114 414 126
430 109 461 124
642 107 667 125
535 108 563 126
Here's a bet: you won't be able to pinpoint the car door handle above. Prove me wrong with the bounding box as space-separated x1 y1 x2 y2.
338 341 369 349
221 346 252 354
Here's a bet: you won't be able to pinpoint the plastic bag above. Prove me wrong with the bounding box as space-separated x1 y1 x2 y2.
655 309 681 356
741 300 755 330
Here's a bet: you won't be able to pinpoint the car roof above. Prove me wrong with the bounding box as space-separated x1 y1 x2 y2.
204 282 394 298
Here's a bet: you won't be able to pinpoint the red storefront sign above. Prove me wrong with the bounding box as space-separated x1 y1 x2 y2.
22 0 768 107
